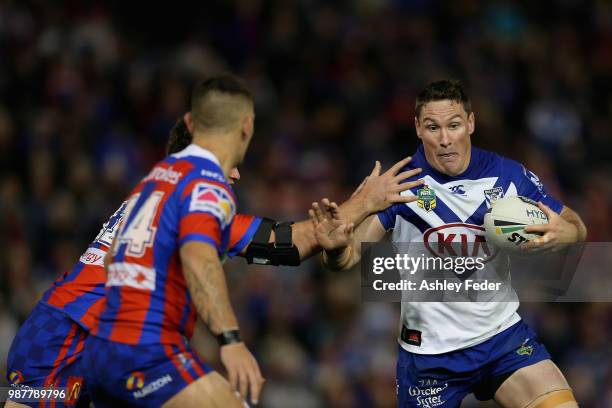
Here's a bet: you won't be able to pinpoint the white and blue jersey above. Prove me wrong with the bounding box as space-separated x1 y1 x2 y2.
378 144 563 355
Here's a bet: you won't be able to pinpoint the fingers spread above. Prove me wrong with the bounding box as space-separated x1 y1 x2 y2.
388 156 412 175
391 179 424 194
393 168 422 183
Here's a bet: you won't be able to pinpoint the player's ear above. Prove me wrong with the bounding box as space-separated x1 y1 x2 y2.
467 112 475 135
184 112 194 133
415 116 423 140
241 113 254 141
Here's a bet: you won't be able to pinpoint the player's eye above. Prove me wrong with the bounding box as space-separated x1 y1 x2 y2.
448 122 460 130
427 125 438 131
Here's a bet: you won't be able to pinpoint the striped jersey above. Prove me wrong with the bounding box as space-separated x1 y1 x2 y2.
378 144 563 354
42 145 261 336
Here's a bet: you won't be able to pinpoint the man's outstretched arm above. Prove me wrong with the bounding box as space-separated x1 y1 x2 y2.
238 157 423 264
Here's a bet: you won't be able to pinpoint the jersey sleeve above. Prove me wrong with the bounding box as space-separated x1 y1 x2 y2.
513 163 564 214
227 214 263 258
178 178 236 249
378 204 401 231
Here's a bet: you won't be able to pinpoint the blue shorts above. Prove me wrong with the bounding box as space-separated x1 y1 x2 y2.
6 302 89 407
397 320 551 407
82 335 214 408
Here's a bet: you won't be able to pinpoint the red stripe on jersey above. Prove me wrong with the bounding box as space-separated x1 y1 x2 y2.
179 213 221 245
80 296 106 331
229 214 258 249
160 254 188 344
164 345 194 383
108 288 152 344
45 263 107 310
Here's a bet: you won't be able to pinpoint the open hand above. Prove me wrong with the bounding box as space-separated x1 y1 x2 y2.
351 157 424 213
309 199 353 251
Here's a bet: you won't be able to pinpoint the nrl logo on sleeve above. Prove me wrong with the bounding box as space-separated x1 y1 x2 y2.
417 185 437 212
190 183 235 227
484 187 504 207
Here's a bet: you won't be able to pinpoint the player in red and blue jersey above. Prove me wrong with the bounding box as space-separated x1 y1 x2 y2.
81 75 261 407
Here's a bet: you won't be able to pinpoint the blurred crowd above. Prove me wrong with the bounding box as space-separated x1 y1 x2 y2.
1 0 611 406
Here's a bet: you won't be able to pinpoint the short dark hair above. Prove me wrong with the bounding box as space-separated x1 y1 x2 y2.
166 117 192 155
191 74 253 131
415 79 472 119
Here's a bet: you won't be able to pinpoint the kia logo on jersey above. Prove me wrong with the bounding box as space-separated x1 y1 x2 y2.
423 223 498 263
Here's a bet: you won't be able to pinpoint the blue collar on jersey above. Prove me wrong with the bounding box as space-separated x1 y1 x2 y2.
413 144 484 182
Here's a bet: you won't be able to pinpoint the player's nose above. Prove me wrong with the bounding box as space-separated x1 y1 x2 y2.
439 129 452 148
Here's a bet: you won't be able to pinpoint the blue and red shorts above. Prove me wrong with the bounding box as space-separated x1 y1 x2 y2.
397 320 551 407
6 302 89 407
81 335 214 407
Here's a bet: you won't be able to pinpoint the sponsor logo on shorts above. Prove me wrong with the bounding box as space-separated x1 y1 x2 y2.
126 372 145 390
408 379 448 408
516 339 534 356
8 370 24 385
132 374 174 399
177 352 193 370
66 376 82 402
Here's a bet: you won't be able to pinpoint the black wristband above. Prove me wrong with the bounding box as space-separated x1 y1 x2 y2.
216 330 242 346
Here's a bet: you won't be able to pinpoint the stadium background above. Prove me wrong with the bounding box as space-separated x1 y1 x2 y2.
0 1 610 406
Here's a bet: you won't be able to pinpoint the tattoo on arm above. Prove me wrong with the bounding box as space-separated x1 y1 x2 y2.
181 242 238 334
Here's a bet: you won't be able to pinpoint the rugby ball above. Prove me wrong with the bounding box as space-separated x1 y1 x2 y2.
483 196 548 253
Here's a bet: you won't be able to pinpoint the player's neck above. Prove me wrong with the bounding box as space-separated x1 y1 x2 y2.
191 137 238 180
